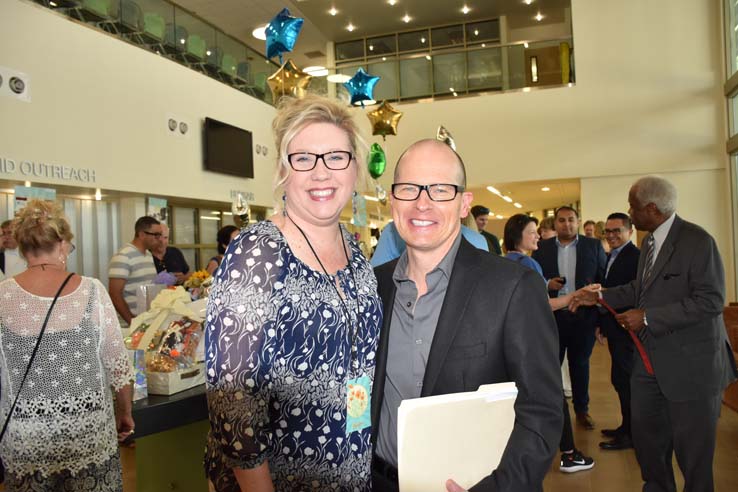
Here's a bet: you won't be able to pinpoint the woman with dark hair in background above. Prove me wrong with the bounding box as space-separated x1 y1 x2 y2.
0 200 134 491
504 213 597 474
205 225 239 275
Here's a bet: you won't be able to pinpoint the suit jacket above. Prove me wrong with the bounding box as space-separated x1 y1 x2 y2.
603 216 738 401
372 238 563 491
600 242 640 338
532 234 606 296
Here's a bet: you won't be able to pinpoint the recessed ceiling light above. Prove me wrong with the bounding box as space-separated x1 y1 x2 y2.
49 0 57 6
453 92 458 97
327 73 352 83
369 44 374 51
487 186 501 195
206 50 211 56
180 38 186 44
402 14 411 23
568 82 573 87
449 87 455 91
346 22 355 31
388 0 397 5
252 25 267 40
522 87 531 92
535 11 544 21
496 214 504 219
523 42 529 48
474 29 479 36
382 56 387 61
425 55 431 60
541 186 550 192
502 196 513 203
514 203 523 208
420 37 426 43
329 7 338 16
304 66 329 76
481 43 486 47
523 0 534 5
462 5 470 14
95 188 102 201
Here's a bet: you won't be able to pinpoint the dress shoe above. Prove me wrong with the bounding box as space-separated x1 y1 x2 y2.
576 412 595 430
599 435 633 450
600 427 623 438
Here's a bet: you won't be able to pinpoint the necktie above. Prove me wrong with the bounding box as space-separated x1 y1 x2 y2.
637 235 655 341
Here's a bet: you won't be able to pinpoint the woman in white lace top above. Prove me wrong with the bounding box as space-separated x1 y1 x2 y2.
0 200 135 492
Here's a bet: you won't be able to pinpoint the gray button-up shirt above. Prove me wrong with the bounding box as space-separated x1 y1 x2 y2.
376 233 462 467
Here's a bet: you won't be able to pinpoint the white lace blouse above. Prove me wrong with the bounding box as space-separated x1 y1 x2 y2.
0 276 134 478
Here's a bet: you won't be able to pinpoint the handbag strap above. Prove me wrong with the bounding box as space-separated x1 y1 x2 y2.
0 272 75 444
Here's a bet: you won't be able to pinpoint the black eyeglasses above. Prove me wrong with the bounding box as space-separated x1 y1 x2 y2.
391 183 465 202
287 151 353 172
143 231 163 238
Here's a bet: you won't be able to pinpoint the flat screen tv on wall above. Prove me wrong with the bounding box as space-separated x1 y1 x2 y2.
203 117 254 178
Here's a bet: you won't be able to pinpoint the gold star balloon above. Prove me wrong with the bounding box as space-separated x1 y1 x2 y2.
367 100 403 140
267 59 312 100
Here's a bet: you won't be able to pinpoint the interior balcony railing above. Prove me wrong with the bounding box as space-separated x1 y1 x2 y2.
32 0 279 104
30 0 575 106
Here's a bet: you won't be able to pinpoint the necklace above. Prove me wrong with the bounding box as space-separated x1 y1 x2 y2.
285 213 361 373
27 263 64 271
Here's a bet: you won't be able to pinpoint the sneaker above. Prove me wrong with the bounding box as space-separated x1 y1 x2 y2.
559 449 595 473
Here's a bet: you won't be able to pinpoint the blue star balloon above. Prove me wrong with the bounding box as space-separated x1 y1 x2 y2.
265 8 304 64
343 68 380 107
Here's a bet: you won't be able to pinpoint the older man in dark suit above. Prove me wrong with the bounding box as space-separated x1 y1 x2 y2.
532 207 607 429
598 212 640 451
371 140 562 492
574 176 738 492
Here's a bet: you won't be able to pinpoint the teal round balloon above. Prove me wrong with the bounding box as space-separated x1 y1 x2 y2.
368 143 386 179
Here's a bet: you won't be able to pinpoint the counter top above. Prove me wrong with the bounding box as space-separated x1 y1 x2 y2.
132 384 208 438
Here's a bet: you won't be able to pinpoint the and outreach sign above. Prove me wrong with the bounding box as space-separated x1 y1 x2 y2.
0 156 96 183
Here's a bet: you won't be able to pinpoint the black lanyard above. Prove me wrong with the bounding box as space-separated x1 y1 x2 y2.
285 214 360 373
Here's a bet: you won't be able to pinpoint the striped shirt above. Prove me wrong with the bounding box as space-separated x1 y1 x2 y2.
108 243 157 316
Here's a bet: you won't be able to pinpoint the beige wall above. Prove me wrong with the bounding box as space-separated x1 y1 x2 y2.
0 0 277 206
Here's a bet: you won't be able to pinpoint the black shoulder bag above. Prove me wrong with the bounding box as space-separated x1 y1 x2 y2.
0 273 75 444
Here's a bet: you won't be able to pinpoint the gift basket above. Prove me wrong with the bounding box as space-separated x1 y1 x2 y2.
183 270 213 301
126 287 206 395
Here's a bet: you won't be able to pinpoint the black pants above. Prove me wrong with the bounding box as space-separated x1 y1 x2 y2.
606 326 635 435
631 355 722 492
559 395 575 452
372 455 399 492
555 309 597 414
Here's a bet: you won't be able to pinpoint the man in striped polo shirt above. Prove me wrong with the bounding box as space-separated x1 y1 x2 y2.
108 216 161 326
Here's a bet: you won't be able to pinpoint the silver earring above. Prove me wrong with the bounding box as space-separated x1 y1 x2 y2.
282 193 287 216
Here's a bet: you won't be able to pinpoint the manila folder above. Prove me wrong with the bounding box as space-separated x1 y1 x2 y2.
397 382 518 491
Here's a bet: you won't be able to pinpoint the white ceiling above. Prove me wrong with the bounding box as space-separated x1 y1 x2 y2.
172 0 570 67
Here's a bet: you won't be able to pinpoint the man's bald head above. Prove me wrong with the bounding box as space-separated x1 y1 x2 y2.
394 139 467 187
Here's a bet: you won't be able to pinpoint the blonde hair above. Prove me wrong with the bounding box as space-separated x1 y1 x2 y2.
13 200 74 258
461 213 478 232
271 94 368 211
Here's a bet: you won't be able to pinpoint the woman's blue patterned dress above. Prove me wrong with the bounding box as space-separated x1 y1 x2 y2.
204 221 382 491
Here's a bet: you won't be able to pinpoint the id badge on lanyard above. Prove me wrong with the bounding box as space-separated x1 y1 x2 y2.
345 373 371 436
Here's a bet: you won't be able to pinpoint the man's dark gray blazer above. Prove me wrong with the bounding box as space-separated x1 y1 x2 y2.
603 216 737 489
371 237 563 491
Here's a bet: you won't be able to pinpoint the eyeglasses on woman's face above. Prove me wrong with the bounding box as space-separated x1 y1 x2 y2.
391 183 465 202
287 151 353 172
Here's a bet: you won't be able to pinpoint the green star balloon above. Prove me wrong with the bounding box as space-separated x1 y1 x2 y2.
368 143 387 179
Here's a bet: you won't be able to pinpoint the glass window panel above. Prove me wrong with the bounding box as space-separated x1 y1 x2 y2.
200 248 219 270
213 32 246 78
431 25 464 48
367 58 399 101
728 0 738 75
465 19 500 45
334 66 359 103
505 44 526 90
433 52 466 94
398 30 429 52
180 248 197 272
400 57 432 99
336 40 365 61
467 47 503 90
199 210 222 245
173 207 196 244
367 35 396 56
